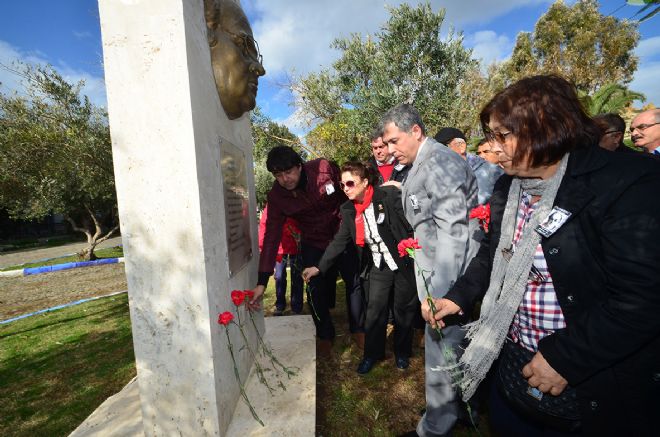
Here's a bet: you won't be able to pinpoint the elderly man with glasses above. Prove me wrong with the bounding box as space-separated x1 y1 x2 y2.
630 109 660 155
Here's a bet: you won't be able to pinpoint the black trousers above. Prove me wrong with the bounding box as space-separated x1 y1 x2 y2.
324 245 365 333
364 262 418 360
301 243 335 340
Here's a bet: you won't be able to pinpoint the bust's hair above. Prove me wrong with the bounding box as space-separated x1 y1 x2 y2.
480 75 600 168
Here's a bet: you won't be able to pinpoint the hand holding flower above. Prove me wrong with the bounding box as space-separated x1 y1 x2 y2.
247 285 264 311
302 266 320 283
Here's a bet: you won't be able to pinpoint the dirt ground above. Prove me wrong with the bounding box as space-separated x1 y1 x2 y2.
0 263 127 320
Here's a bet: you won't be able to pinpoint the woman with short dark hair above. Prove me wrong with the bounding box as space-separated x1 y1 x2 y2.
303 161 419 375
432 75 660 436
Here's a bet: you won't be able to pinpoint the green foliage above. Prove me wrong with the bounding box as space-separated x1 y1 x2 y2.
295 2 475 161
254 164 274 210
499 0 640 93
580 82 646 115
251 106 301 163
305 109 372 164
0 63 117 259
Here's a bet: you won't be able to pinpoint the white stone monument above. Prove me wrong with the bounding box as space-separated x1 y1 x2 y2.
98 0 263 434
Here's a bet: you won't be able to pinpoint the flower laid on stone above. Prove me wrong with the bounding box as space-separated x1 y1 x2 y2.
218 311 234 326
469 203 491 233
235 289 299 380
230 290 277 395
217 310 263 426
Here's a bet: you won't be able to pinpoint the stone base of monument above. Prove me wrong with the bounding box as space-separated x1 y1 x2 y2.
69 315 316 437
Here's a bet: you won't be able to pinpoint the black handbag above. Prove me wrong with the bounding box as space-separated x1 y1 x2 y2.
496 340 582 433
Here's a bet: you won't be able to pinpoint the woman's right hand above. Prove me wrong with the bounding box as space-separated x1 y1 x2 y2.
424 298 462 328
302 266 320 283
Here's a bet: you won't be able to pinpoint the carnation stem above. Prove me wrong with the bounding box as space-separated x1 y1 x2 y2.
235 311 276 395
247 309 299 379
224 327 264 426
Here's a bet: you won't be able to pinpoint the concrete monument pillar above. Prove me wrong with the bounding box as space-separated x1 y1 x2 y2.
98 0 261 434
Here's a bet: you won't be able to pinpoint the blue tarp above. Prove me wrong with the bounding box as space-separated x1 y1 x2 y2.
23 257 119 275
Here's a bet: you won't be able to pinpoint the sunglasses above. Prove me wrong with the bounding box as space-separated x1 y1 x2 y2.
340 180 357 190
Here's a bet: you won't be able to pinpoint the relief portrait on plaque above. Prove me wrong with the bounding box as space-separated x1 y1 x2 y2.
204 0 266 120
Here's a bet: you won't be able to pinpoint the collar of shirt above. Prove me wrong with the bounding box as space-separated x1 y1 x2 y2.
376 156 396 166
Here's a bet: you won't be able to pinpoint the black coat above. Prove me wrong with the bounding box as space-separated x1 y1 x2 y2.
318 185 414 287
446 146 660 436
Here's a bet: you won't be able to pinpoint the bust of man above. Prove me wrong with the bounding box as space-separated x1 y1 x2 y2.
205 0 265 120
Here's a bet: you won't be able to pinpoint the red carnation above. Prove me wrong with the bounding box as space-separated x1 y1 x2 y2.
469 203 491 233
218 311 234 326
231 290 246 306
397 238 422 258
244 290 255 301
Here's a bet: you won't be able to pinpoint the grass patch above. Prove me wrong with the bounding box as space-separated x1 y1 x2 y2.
0 293 135 437
1 246 124 272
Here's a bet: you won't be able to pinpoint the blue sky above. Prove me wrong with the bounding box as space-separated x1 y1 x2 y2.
1 0 658 137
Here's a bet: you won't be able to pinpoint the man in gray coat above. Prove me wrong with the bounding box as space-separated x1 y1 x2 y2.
380 104 478 437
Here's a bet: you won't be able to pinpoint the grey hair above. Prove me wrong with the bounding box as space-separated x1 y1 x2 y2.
379 103 426 136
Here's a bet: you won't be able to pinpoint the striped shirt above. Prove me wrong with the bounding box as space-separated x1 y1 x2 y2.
508 192 566 352
363 203 398 271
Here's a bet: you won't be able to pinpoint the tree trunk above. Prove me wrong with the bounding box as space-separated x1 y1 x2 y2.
65 206 120 261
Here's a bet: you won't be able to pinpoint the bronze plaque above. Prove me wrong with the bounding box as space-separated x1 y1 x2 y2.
220 140 252 276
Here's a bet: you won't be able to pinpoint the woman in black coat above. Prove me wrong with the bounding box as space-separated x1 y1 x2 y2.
303 161 419 374
431 75 660 436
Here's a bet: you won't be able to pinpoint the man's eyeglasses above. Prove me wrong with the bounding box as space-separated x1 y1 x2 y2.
629 122 660 134
340 181 356 190
226 31 263 65
485 130 513 144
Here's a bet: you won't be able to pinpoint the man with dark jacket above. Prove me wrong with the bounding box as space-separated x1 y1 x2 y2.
249 146 361 353
368 132 410 185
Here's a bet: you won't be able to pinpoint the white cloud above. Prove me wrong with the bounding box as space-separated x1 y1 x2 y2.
466 30 513 64
0 39 107 107
635 36 660 60
73 30 92 39
629 60 660 106
246 0 550 76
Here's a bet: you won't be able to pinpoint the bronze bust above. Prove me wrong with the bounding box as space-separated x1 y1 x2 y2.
204 0 265 120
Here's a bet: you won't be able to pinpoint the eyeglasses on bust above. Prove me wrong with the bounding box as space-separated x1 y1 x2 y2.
339 180 356 190
225 31 263 65
629 122 660 134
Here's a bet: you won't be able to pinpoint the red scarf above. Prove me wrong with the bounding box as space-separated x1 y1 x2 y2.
353 185 374 247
